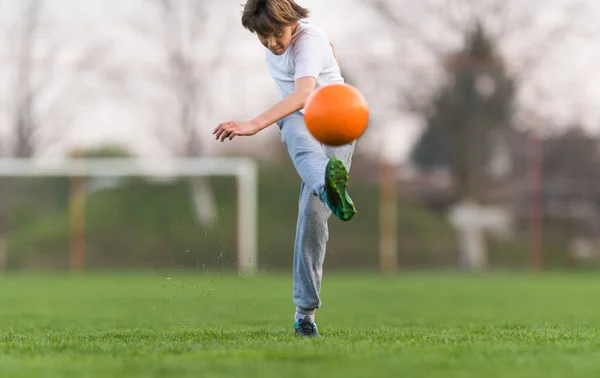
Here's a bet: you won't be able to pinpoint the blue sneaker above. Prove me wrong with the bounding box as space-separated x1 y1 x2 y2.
294 317 320 338
323 157 357 221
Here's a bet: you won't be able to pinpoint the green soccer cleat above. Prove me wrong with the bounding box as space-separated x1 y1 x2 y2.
323 157 357 222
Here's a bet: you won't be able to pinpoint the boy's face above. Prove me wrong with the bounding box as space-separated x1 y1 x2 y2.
257 24 295 55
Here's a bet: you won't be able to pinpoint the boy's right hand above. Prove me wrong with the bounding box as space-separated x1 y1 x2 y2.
213 120 261 142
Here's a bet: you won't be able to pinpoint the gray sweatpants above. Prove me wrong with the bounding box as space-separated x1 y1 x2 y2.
277 112 355 311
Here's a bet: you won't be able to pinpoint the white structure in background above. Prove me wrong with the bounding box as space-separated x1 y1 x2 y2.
0 158 259 275
449 199 513 270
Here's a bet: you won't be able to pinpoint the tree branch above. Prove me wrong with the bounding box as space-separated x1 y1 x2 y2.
123 0 227 157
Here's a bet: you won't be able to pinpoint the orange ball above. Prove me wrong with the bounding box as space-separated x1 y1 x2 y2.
304 83 369 146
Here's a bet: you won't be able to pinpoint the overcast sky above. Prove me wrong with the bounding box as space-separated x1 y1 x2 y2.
1 0 599 163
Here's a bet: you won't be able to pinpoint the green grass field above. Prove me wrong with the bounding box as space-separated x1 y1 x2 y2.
1 271 600 377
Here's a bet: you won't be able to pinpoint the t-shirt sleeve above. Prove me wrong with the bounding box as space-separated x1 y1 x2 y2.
292 33 330 81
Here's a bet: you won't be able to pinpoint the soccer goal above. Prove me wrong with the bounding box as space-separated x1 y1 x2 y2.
0 158 258 275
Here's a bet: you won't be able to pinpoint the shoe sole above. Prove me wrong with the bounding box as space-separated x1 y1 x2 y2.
326 157 357 222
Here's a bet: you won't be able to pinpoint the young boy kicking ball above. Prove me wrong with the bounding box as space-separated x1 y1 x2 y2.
213 0 357 338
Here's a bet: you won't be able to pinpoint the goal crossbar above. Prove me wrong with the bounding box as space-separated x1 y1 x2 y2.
0 158 259 275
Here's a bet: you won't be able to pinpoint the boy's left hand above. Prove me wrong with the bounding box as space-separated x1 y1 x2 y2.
213 121 261 142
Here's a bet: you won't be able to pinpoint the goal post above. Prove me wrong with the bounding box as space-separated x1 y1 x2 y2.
0 158 259 275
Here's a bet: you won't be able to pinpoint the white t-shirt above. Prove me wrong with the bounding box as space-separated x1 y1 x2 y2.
265 22 344 112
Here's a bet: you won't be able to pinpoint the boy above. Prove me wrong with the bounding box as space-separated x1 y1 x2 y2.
213 0 357 338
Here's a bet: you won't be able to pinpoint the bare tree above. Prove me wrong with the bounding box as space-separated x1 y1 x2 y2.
363 0 590 115
124 0 227 227
361 0 593 270
0 0 109 270
4 0 41 157
0 0 45 270
362 0 592 198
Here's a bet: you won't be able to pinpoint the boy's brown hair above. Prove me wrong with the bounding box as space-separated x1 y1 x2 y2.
242 0 310 35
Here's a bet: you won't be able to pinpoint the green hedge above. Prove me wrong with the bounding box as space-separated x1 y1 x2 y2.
3 159 576 272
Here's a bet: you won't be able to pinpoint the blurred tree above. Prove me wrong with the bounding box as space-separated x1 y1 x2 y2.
413 24 517 202
363 0 589 97
511 127 600 208
364 0 589 195
0 0 45 271
0 0 107 271
363 0 591 270
3 0 42 158
539 128 600 181
126 0 224 227
507 127 600 265
411 118 452 173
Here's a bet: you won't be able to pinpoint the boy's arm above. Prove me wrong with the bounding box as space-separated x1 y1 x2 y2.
213 76 317 142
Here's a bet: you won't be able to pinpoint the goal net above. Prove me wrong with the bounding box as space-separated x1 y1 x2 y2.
0 158 258 275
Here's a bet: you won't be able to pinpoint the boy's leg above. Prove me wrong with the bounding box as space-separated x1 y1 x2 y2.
292 181 330 312
278 112 356 335
292 141 355 313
